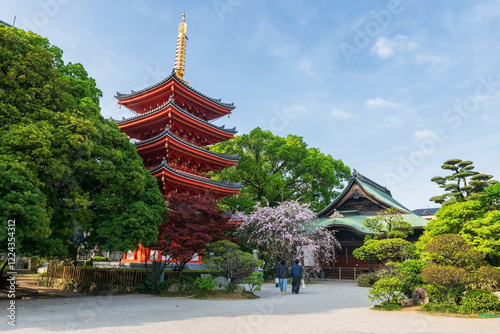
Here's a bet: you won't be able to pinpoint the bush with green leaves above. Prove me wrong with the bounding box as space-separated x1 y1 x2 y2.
373 302 403 311
368 276 405 304
136 278 154 294
421 264 467 288
466 266 500 291
459 289 500 314
194 276 217 291
226 280 239 293
241 271 264 294
423 234 486 270
394 260 425 297
179 281 195 294
207 240 263 282
154 278 179 293
83 256 111 267
423 283 465 304
422 302 459 314
356 272 378 287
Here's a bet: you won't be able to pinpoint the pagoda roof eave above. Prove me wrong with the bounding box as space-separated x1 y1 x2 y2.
114 70 235 110
150 158 241 191
135 125 239 162
112 99 237 135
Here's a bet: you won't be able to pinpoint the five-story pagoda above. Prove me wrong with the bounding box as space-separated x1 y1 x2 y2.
114 14 241 200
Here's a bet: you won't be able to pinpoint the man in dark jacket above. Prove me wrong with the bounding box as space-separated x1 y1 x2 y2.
277 260 289 294
273 260 280 288
290 259 303 294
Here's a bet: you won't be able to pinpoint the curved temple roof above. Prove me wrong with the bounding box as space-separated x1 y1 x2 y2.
111 97 237 135
316 170 428 234
135 125 239 161
150 157 241 190
115 70 235 110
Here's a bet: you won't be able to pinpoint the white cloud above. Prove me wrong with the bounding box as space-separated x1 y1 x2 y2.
298 58 315 76
413 129 440 142
381 115 403 128
365 97 399 109
331 108 354 119
371 35 417 59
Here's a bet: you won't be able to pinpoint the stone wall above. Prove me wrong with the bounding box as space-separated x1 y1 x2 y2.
37 277 134 295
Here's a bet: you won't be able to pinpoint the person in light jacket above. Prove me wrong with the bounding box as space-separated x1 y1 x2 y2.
290 259 303 294
277 259 289 294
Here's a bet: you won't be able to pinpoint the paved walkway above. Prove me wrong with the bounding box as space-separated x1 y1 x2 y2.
1 281 499 333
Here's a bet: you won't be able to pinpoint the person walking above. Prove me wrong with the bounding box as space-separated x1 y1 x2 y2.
277 259 289 294
274 260 281 288
290 259 303 294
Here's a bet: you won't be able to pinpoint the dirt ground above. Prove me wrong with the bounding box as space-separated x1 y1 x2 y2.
1 279 500 334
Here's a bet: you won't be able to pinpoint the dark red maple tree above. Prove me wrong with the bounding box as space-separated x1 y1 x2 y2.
155 191 235 280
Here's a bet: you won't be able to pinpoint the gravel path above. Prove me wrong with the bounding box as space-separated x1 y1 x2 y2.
1 281 499 334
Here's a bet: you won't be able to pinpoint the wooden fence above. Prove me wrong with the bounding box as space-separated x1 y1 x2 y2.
46 266 149 287
324 267 369 280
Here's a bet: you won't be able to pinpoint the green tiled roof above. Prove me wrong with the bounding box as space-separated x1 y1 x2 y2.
316 213 428 234
316 170 429 233
356 178 411 213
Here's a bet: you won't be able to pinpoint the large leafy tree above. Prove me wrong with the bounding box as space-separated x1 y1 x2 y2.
430 159 497 205
353 208 416 268
210 127 350 213
155 192 234 280
419 183 500 266
0 25 167 262
235 201 340 275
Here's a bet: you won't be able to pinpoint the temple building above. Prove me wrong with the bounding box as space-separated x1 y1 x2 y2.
113 14 241 263
316 170 428 279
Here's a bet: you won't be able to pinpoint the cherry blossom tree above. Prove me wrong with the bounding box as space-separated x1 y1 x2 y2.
235 201 340 276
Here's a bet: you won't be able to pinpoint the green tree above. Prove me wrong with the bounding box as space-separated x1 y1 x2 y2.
362 207 413 239
430 159 497 205
422 234 486 270
210 127 350 213
419 183 500 266
0 25 167 263
352 238 417 264
207 240 262 282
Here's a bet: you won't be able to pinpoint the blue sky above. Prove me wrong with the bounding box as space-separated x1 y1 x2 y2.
2 0 500 210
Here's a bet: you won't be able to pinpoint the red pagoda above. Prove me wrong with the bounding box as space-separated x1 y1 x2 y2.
113 14 241 262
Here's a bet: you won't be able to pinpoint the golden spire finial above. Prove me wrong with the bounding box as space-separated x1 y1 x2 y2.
174 13 188 85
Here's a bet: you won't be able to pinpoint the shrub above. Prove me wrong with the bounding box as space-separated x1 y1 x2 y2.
424 283 465 304
356 272 378 287
422 302 459 314
182 275 195 285
207 240 263 282
466 266 500 292
136 278 154 293
194 276 217 291
154 278 179 293
423 234 486 270
226 280 239 293
368 276 405 304
373 302 403 311
241 272 264 294
459 289 500 314
395 260 425 297
83 256 111 267
179 281 195 294
421 264 467 288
